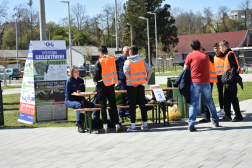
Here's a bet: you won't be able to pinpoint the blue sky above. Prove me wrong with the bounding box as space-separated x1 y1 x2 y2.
5 0 244 23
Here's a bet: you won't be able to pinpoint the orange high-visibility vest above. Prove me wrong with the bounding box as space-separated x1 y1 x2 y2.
224 51 241 74
209 61 217 83
129 59 147 85
99 56 118 86
214 55 225 76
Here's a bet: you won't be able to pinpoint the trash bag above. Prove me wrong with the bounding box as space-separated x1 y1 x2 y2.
168 105 181 121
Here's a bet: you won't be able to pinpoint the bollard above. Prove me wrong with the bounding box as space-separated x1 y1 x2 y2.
9 78 11 84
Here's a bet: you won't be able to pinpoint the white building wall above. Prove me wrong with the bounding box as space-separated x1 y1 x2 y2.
66 49 85 67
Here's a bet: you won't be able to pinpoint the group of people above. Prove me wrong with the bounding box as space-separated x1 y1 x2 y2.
184 40 243 132
65 45 152 133
65 39 243 133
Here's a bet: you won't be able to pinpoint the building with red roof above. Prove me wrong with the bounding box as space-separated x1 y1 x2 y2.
174 30 251 54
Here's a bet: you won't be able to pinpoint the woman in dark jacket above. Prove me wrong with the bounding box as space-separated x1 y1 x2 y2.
65 66 94 133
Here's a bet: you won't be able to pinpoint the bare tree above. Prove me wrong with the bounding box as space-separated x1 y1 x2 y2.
203 7 219 32
0 0 9 20
71 3 86 30
102 4 113 46
217 6 230 32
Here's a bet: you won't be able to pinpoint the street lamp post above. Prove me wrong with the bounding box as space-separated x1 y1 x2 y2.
127 23 133 46
115 0 119 51
139 16 150 66
10 18 22 69
147 12 158 71
46 29 50 40
59 0 72 66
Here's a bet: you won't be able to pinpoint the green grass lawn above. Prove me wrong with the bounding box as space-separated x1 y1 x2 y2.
1 85 22 90
2 82 252 127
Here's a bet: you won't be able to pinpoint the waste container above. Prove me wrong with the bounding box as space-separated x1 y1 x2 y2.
148 70 155 85
167 77 202 118
0 80 4 126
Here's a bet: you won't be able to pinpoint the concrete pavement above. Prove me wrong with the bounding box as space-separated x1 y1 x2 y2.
0 99 252 167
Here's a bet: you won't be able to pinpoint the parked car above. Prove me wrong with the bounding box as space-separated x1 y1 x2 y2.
19 67 24 78
90 65 95 76
78 66 86 77
0 68 20 80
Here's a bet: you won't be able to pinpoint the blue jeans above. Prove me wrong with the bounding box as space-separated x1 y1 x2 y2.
65 99 94 122
188 82 219 126
117 81 130 117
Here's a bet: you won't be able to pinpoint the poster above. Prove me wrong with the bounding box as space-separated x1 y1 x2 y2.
18 41 67 124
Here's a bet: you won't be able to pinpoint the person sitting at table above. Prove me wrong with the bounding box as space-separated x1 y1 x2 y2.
65 66 94 133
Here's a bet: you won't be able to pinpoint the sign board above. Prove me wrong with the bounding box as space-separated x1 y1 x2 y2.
153 89 166 101
178 54 181 58
18 41 67 124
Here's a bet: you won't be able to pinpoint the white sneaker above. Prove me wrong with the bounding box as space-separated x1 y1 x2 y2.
217 109 225 116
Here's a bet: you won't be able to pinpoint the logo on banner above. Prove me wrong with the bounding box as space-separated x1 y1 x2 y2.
44 42 54 47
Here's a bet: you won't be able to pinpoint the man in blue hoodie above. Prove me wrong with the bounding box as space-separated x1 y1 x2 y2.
115 46 130 123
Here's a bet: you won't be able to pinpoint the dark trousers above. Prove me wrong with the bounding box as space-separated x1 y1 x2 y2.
97 85 119 125
93 86 114 122
202 83 213 119
224 84 242 118
216 76 224 109
127 85 147 123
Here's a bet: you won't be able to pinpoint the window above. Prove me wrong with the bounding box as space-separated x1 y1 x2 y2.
6 70 11 73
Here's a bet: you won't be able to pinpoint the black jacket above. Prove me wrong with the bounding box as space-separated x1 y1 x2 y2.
221 68 243 91
221 48 242 92
173 67 191 104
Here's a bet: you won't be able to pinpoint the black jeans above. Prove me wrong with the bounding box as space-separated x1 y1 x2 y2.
97 85 119 125
127 85 147 123
202 83 213 119
216 76 224 109
224 84 242 118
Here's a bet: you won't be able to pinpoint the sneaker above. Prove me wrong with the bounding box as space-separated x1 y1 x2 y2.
212 121 220 127
199 118 211 123
188 126 197 132
119 117 124 123
76 121 85 133
217 109 225 116
141 125 148 131
220 115 232 122
127 127 137 132
98 128 109 133
231 116 243 122
166 99 174 107
116 127 124 133
125 116 131 121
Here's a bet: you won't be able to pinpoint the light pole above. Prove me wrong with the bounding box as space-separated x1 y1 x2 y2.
139 16 150 66
147 12 158 71
115 0 119 51
127 23 133 46
46 29 50 40
10 18 22 69
59 0 72 66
